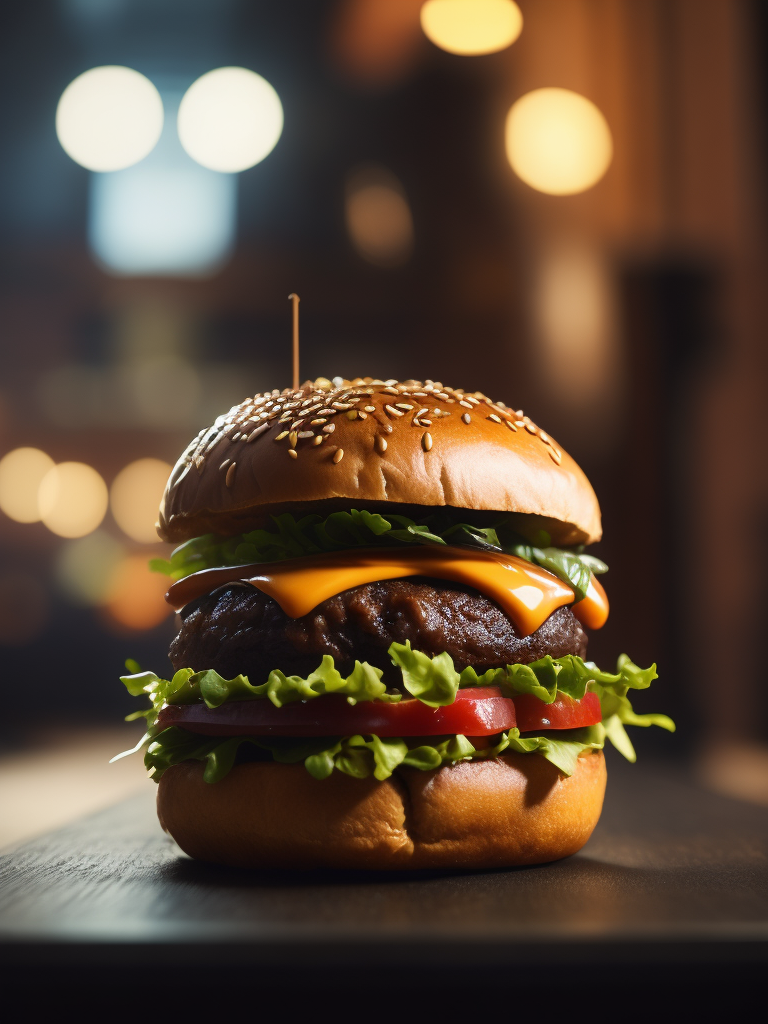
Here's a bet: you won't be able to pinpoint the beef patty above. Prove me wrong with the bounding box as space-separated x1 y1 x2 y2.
170 578 588 685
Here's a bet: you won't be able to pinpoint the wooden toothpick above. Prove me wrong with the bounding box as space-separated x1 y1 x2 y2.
288 293 300 390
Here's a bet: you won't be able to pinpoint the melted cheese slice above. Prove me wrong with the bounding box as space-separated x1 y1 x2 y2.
167 546 609 638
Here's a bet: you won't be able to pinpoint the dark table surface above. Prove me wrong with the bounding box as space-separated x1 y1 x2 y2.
1 756 767 1000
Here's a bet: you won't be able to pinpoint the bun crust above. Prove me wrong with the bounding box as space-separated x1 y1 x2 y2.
158 379 601 547
156 751 606 870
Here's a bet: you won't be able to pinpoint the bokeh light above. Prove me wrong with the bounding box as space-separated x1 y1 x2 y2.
345 166 414 267
505 88 613 195
177 67 283 173
103 553 172 631
38 462 109 538
56 65 164 172
0 448 55 523
421 0 522 56
54 531 126 606
110 458 171 543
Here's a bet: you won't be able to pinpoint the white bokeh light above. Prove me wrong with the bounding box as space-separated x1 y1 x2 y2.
505 88 613 196
421 0 523 56
110 458 172 543
38 462 109 539
177 67 283 173
56 66 164 172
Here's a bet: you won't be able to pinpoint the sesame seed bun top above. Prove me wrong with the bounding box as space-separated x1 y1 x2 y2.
157 377 602 546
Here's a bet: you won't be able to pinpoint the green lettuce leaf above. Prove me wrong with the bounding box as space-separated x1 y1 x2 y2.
149 509 607 602
116 646 673 783
139 724 605 784
119 657 400 721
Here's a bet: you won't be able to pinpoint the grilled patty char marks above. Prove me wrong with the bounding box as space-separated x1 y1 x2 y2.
170 578 588 686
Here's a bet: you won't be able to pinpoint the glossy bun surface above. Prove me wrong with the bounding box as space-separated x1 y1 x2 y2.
158 378 601 546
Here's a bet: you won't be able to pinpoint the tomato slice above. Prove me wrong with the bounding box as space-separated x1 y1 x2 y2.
158 685 601 738
157 686 516 738
513 691 602 731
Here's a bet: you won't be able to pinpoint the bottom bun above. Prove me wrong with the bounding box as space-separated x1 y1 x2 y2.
157 750 606 871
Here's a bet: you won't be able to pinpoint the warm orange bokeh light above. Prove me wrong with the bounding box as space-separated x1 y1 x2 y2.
103 553 171 631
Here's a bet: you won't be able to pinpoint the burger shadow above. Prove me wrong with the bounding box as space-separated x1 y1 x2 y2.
160 855 527 888
159 848 645 891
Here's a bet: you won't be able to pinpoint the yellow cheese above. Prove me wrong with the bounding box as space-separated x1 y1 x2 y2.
167 546 608 638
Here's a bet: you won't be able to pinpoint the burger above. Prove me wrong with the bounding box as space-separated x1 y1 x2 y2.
117 376 673 870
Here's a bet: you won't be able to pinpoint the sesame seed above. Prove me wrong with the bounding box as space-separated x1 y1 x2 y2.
358 410 368 419
416 408 429 418
313 435 324 446
275 431 289 441
332 402 351 410
364 405 376 413
225 463 237 487
230 432 241 441
505 419 517 432
383 386 399 395
247 424 269 443
515 421 525 428
219 458 231 471
488 414 502 424
289 431 298 447
459 400 473 409
462 413 471 424
310 418 327 426
395 403 413 411
385 405 404 417
298 430 314 439
420 418 432 426
375 435 388 453
540 432 551 445
288 449 298 459
333 448 344 464
515 409 524 418
422 432 433 452
291 420 305 430
323 423 336 433
525 422 537 434
549 450 561 464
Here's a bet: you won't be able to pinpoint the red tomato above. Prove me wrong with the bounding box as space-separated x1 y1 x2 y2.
158 686 515 738
513 691 602 732
159 686 601 738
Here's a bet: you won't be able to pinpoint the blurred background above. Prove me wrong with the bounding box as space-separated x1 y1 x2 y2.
2 0 767 845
